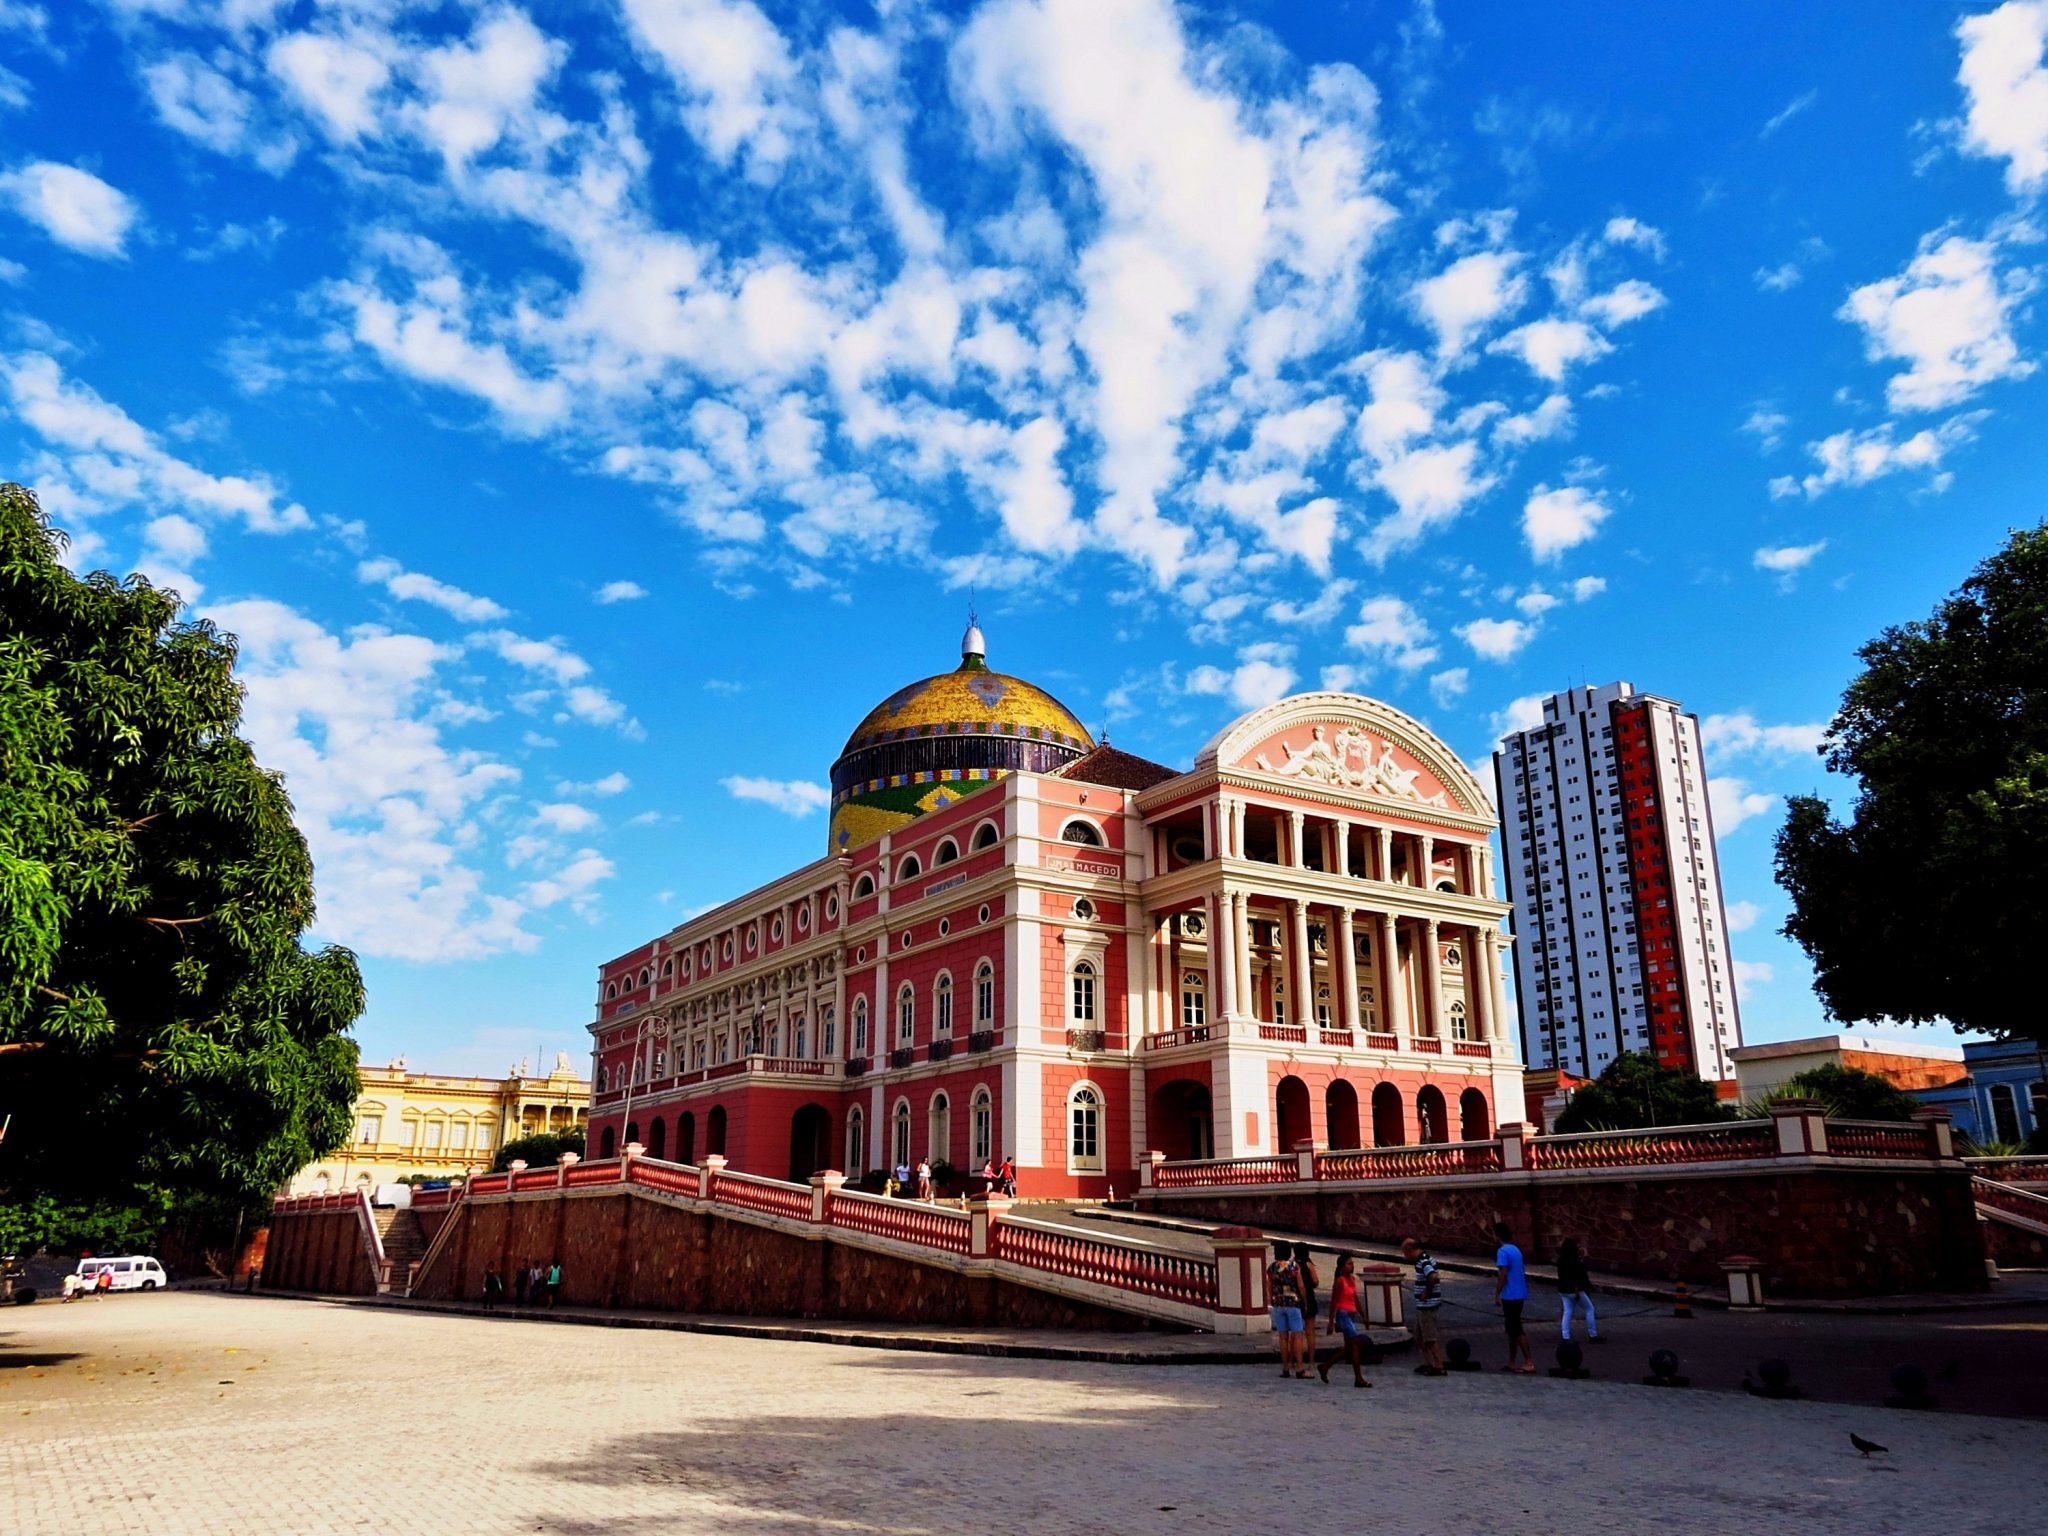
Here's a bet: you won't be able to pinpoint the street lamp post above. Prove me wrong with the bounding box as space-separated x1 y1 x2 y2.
616 1013 669 1159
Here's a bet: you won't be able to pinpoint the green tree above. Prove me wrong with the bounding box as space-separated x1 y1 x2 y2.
1776 523 2048 1049
1553 1051 1734 1133
490 1129 585 1172
0 484 363 1230
1755 1063 1923 1122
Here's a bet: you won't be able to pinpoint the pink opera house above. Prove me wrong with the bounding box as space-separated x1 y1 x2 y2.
588 624 1520 1198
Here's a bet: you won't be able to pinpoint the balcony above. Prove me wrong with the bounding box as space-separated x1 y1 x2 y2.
1453 1040 1493 1059
928 1038 954 1062
888 1047 916 1070
1066 1028 1106 1053
845 1056 869 1078
967 1030 996 1054
1143 1023 1215 1051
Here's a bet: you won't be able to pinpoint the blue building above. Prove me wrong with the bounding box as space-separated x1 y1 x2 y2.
1914 1040 2047 1148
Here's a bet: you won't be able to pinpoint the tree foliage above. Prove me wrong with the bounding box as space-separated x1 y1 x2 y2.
1752 1063 1924 1122
1775 524 2048 1046
0 484 363 1225
490 1129 585 1172
1552 1051 1735 1133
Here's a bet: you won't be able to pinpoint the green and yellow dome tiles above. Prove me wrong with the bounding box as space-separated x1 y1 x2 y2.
827 623 1094 853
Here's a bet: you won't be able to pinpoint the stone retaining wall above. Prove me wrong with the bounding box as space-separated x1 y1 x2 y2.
409 1188 1172 1330
260 1207 377 1295
1141 1164 1985 1298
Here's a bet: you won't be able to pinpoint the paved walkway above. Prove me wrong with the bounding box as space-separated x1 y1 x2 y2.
3 1292 2038 1535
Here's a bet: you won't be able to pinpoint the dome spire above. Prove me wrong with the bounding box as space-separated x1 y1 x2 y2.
960 604 986 670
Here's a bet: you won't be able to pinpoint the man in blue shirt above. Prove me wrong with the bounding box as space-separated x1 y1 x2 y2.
1494 1219 1535 1373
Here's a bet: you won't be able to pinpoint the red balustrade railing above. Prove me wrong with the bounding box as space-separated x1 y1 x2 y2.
1410 1037 1442 1054
408 1186 456 1208
1364 1033 1399 1052
1151 1155 1296 1189
626 1159 699 1195
1825 1121 1933 1159
1257 1024 1308 1044
1319 1029 1355 1049
993 1221 1217 1307
712 1172 814 1222
466 1172 511 1195
827 1192 972 1253
1528 1122 1777 1171
1973 1176 2048 1223
1314 1142 1503 1180
567 1158 626 1187
1453 1041 1493 1058
1964 1155 2048 1183
510 1169 559 1192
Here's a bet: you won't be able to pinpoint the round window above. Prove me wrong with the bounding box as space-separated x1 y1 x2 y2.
938 918 951 936
1073 898 1095 921
826 895 840 920
856 946 867 963
771 916 784 942
721 940 733 962
901 931 913 949
797 908 810 932
978 904 991 923
746 926 758 953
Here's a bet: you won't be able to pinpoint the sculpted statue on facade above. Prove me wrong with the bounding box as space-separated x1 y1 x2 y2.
1253 722 1450 808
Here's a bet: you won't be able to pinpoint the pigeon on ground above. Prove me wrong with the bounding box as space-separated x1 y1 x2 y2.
1849 1433 1888 1457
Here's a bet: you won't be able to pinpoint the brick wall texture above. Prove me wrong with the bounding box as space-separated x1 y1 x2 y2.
1141 1165 1987 1298
260 1208 379 1295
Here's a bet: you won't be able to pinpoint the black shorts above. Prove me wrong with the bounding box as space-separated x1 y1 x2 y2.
1502 1299 1526 1340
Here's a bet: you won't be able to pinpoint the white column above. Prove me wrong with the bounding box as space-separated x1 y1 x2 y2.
1374 827 1393 884
1419 834 1436 890
1464 924 1487 1042
1488 934 1512 1046
1421 918 1443 1038
1288 899 1312 1027
1213 891 1236 1026
1232 892 1253 1018
1336 819 1353 878
1337 909 1360 1033
1288 811 1306 869
1379 913 1406 1041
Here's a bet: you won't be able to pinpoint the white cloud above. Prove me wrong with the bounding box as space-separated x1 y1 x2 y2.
1491 692 1548 739
1841 233 2035 412
556 772 630 797
1725 899 1761 934
594 579 648 604
522 849 615 913
1457 616 1533 661
1774 415 1980 498
1955 0 2048 195
1602 216 1667 259
0 161 139 256
1491 317 1610 382
1411 249 1526 357
1741 405 1789 450
1569 575 1606 602
1753 541 1827 583
722 774 830 816
358 555 508 623
1522 483 1611 562
534 801 599 834
1344 594 1438 671
1732 958 1774 1000
1701 712 1826 760
0 351 310 534
1755 262 1802 292
266 30 391 144
1227 643 1298 708
620 0 801 168
143 53 291 168
1759 90 1817 139
1708 776 1778 834
1429 666 1469 706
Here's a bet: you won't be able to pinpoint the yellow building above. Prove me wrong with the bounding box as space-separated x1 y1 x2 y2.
289 1053 590 1195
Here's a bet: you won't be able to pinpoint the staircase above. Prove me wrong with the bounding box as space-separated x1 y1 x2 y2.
372 1208 428 1294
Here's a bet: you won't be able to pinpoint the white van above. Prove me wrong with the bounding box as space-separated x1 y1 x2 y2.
75 1256 169 1292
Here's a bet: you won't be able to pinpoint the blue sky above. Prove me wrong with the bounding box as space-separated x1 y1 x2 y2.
3 0 2044 1075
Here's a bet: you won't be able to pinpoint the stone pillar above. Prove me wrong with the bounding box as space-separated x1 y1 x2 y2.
1378 913 1407 1041
1336 818 1353 877
1233 892 1254 1018
1288 899 1312 1027
1207 1226 1273 1335
1138 1150 1166 1188
1420 919 1443 1039
1768 1099 1828 1156
1214 892 1238 1026
1288 811 1306 869
699 1152 727 1199
809 1170 845 1223
1336 909 1360 1033
1464 924 1488 1043
1419 834 1436 890
1498 1121 1527 1170
1913 1106 1958 1159
1374 827 1393 884
1720 1255 1765 1311
1358 1262 1404 1328
970 1194 1013 1258
1487 934 1512 1045
557 1151 580 1189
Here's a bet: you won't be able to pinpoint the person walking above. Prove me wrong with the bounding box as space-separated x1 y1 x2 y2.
915 1158 933 1201
1316 1252 1372 1388
1556 1237 1601 1344
482 1267 503 1312
513 1260 529 1306
528 1258 544 1306
1494 1220 1535 1373
545 1259 562 1308
998 1156 1016 1198
1265 1241 1308 1378
1401 1237 1447 1376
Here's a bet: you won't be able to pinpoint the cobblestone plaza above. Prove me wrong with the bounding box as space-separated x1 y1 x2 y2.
2 1292 2038 1535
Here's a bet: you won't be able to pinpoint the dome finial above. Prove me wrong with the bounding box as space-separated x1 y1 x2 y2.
961 602 986 667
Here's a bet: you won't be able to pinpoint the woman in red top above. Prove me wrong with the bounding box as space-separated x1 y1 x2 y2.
1317 1252 1372 1388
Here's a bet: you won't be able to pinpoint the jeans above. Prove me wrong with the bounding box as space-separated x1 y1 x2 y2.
1561 1291 1597 1339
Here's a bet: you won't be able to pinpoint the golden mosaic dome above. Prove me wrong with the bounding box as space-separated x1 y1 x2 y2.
828 624 1094 853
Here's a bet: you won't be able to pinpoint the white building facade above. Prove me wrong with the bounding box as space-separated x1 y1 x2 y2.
1492 683 1742 1082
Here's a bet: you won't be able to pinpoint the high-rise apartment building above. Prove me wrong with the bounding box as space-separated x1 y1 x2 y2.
1492 683 1742 1082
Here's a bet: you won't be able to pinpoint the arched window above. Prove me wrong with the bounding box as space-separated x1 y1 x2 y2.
1448 1001 1469 1042
793 1016 808 1059
821 1006 836 1058
766 1021 782 1056
1315 985 1332 1030
928 1091 951 1163
662 956 674 978
714 1031 730 1064
897 983 916 1043
973 821 1000 851
934 974 954 1036
935 838 960 865
1180 970 1206 1029
599 1125 617 1159
1061 820 1103 846
852 997 869 1055
639 967 651 986
605 981 617 999
1068 1083 1104 1172
853 873 876 900
971 1087 994 1167
1990 1083 2021 1143
897 854 922 881
845 1106 865 1177
1070 960 1097 1024
892 1098 912 1169
975 962 995 1026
